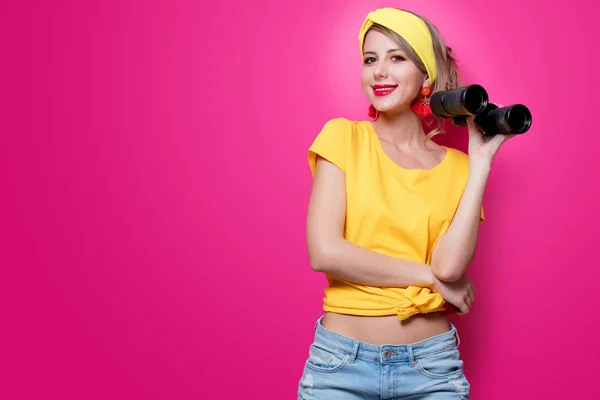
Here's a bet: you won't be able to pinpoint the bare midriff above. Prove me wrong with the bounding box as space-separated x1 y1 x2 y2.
321 311 451 345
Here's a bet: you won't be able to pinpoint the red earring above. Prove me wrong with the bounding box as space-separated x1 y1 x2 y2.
412 86 432 117
368 104 379 119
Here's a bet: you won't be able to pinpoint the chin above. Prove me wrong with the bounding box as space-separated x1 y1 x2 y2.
371 102 402 114
371 95 404 110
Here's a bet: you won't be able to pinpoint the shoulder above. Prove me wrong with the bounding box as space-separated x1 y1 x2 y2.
445 147 470 166
317 117 357 135
308 118 357 175
314 117 373 143
438 147 472 179
310 117 370 149
322 117 353 127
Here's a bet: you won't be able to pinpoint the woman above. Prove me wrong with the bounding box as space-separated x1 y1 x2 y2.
298 7 513 399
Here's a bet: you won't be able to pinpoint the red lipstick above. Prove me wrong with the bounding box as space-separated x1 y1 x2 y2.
372 84 398 96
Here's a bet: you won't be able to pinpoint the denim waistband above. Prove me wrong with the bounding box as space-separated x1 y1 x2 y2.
312 315 460 364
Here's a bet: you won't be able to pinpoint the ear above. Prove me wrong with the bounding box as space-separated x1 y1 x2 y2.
423 75 431 89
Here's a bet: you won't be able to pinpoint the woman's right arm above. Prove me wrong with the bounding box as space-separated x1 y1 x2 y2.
306 155 436 288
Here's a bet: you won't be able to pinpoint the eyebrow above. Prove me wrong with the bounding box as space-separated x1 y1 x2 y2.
363 49 404 56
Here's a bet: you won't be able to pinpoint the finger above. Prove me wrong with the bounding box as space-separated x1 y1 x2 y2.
487 133 507 151
468 281 475 298
501 133 518 143
464 293 472 309
466 117 482 135
459 301 470 315
467 290 475 308
448 302 462 315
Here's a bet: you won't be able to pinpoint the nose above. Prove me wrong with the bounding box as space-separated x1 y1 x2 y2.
374 61 388 80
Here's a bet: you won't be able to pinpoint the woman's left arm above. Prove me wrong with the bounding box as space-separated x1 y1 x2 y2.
431 116 515 282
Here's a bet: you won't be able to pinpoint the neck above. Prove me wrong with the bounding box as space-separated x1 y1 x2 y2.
371 110 426 149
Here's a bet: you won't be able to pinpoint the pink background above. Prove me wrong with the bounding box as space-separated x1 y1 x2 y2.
3 0 598 398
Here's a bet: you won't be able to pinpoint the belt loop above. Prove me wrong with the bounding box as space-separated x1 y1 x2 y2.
454 326 461 348
407 345 415 366
314 315 323 334
349 341 359 363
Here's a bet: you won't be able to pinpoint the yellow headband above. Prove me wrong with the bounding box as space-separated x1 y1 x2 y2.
358 8 437 84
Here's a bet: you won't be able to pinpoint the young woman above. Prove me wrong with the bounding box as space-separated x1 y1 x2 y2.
298 7 513 399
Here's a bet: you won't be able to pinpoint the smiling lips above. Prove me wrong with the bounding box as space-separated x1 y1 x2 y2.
372 84 398 96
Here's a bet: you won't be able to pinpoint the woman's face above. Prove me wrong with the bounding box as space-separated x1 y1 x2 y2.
361 30 428 114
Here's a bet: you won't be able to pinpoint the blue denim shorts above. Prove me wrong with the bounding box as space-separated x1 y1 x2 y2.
298 316 470 399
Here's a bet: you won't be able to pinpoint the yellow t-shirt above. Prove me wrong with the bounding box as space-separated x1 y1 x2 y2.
308 117 484 321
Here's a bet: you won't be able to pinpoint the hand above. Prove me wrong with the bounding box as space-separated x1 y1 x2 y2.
466 107 515 167
432 273 475 316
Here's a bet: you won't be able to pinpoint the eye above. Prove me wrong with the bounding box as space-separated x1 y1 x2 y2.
363 57 376 64
391 55 406 62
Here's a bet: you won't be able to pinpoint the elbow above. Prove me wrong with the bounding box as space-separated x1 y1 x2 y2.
310 259 326 272
432 249 475 282
432 262 464 282
308 247 329 272
308 241 339 272
435 269 463 282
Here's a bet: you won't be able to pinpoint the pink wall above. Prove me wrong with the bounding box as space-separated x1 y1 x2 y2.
4 0 598 398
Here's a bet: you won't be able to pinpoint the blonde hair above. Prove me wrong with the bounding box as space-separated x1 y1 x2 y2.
365 10 460 141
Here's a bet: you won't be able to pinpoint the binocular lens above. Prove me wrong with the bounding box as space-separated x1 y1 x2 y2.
474 103 532 135
463 86 488 115
506 104 532 134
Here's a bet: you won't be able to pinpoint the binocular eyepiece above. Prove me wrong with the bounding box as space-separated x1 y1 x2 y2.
429 84 532 135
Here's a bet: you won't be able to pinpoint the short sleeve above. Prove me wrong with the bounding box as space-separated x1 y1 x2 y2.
308 118 351 177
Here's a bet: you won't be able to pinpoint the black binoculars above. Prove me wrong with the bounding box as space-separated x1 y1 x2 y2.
430 84 532 135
